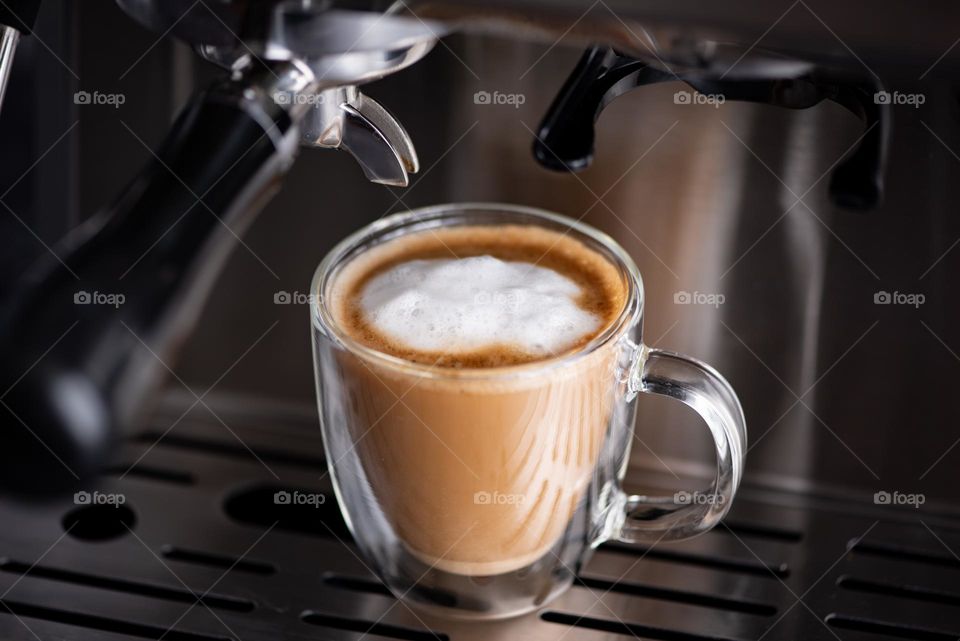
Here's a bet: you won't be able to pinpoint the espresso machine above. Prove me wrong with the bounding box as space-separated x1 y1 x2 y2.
1 0 960 639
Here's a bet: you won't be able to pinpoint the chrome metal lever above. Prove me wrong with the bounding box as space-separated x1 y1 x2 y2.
0 0 43 119
0 25 19 115
300 86 418 187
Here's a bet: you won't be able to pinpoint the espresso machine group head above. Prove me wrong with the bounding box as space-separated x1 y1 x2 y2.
0 0 444 495
0 0 951 496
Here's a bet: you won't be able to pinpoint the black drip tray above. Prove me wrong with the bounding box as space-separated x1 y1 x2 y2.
1 414 960 641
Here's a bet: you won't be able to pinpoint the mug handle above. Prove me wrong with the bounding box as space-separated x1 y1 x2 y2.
614 343 748 543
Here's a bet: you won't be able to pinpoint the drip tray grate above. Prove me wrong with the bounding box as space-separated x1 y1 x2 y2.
1 409 959 641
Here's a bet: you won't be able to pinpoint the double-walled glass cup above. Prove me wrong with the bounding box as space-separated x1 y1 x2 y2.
311 203 746 619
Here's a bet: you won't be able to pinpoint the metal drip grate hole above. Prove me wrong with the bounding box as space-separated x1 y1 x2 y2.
135 431 325 469
161 545 276 576
826 614 960 640
0 560 254 612
103 464 195 485
322 572 393 597
541 611 741 641
838 575 960 608
575 576 778 616
301 611 449 641
0 599 231 641
850 539 960 569
62 503 136 541
600 541 791 578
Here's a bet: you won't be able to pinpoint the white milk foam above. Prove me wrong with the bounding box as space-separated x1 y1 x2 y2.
359 255 601 356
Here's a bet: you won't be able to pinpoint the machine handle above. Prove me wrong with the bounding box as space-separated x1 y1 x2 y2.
0 0 43 118
0 74 300 496
535 45 889 210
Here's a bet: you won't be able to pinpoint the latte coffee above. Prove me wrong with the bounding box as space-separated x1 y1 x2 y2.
326 224 629 575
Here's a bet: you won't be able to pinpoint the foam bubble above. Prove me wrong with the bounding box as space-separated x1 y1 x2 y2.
358 255 601 356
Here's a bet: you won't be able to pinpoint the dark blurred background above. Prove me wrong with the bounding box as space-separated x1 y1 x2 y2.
4 0 960 509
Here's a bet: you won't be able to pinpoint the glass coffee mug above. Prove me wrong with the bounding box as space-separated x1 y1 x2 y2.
311 203 746 619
